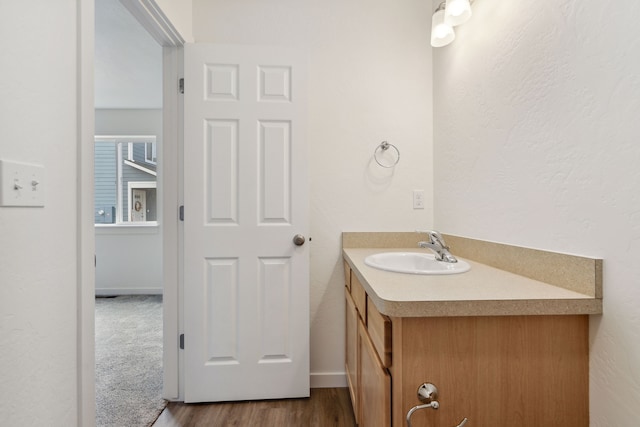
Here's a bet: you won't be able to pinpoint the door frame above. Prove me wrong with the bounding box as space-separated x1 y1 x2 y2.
79 1 185 423
78 1 96 425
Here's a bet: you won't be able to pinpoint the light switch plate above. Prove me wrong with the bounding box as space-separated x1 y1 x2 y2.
0 159 45 207
413 189 425 209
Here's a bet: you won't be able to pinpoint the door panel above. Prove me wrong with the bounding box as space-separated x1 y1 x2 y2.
205 258 238 363
205 119 238 223
258 257 292 360
259 120 291 223
184 43 308 403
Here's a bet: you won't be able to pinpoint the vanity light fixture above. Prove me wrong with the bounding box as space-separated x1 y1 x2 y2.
430 2 455 47
445 0 472 26
430 0 475 48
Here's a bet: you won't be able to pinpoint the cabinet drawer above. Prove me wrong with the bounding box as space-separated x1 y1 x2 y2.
367 295 392 367
343 260 351 291
350 271 367 320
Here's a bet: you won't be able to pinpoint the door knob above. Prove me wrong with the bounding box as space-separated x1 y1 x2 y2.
293 234 306 246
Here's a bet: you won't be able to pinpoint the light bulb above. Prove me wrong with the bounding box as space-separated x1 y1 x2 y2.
445 0 472 26
431 6 455 47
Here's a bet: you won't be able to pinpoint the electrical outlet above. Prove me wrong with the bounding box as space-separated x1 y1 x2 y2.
0 159 45 207
413 190 425 209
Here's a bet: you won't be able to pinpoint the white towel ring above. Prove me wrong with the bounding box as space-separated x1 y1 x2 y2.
374 141 400 168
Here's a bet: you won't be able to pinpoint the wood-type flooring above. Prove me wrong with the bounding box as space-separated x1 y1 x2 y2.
152 387 356 427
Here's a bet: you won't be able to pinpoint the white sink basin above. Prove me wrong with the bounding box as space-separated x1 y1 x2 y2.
364 252 471 275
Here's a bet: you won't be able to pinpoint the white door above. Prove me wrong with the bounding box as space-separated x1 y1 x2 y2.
131 189 146 222
183 44 309 403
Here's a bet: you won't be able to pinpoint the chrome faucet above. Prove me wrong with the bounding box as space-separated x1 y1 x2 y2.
417 230 458 263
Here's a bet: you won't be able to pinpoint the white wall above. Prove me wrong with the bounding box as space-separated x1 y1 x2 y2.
432 0 640 425
95 227 162 294
0 1 81 425
192 0 434 385
95 109 163 295
95 0 163 109
155 0 193 42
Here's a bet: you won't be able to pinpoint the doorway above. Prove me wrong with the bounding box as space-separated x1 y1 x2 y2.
93 0 166 424
94 0 163 291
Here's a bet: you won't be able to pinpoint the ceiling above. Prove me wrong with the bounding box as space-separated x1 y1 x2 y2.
95 0 162 109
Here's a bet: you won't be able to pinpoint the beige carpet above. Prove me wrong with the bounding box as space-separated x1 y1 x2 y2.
95 295 167 427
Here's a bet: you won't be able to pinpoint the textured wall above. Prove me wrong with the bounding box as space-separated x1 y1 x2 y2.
0 1 80 425
432 0 640 424
193 0 434 386
154 0 194 42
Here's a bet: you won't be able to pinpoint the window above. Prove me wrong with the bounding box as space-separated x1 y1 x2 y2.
94 135 158 225
145 142 157 164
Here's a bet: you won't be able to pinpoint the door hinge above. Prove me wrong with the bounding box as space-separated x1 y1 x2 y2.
179 205 184 221
179 78 184 94
180 333 184 350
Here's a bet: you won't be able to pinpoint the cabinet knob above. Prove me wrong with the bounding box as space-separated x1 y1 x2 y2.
417 382 439 404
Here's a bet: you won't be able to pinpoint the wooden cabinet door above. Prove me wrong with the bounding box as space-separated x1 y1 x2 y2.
345 289 359 424
358 318 391 427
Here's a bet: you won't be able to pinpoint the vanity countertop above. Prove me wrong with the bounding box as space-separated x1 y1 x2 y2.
343 247 603 317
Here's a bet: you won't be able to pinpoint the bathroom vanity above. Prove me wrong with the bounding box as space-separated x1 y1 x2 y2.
342 232 602 427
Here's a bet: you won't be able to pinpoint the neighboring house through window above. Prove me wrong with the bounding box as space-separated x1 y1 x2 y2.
94 135 157 225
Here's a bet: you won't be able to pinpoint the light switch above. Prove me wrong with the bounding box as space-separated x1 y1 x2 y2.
413 190 425 209
0 159 45 207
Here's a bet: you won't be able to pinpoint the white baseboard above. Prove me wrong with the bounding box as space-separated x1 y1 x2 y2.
310 372 347 388
95 287 163 296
